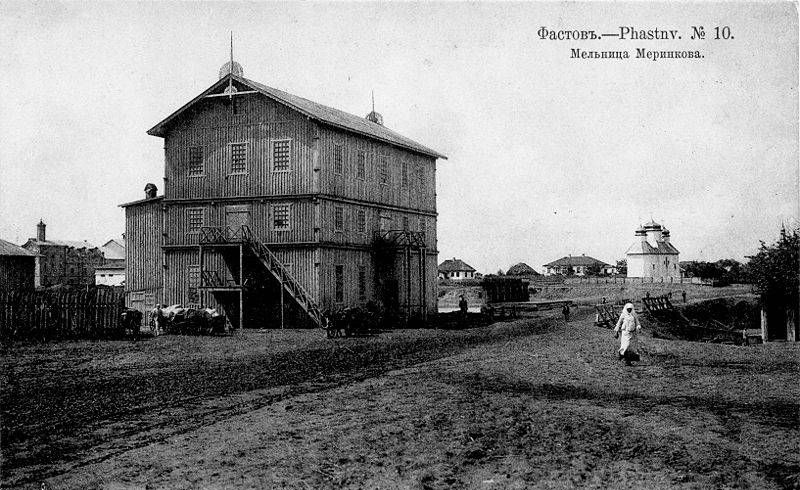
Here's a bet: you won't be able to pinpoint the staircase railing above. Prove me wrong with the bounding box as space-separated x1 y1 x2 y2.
196 225 328 329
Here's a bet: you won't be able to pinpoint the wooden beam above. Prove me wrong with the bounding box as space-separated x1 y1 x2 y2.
204 91 258 98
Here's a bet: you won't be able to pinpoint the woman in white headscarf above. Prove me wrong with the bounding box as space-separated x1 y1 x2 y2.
614 303 641 365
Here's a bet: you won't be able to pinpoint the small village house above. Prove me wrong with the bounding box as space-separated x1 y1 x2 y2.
22 221 104 287
542 254 614 276
506 262 540 276
122 58 445 328
438 258 477 280
625 221 680 279
95 237 126 286
0 238 36 290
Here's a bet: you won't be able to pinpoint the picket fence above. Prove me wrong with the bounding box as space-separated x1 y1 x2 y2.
0 287 125 341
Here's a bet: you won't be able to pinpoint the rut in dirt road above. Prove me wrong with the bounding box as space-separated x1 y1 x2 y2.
1 315 563 487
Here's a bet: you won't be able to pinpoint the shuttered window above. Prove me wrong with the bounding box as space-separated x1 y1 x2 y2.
357 209 366 233
334 206 344 232
358 266 367 300
187 208 205 233
273 139 291 172
379 156 388 185
230 142 248 173
273 204 291 231
188 147 204 176
335 265 344 303
333 144 343 175
356 151 366 180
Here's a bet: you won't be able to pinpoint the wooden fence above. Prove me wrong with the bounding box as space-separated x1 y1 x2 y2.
0 287 125 341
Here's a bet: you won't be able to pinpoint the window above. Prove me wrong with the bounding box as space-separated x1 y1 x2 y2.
187 208 205 233
356 151 366 180
419 217 426 236
144 292 155 308
273 139 291 172
273 204 291 231
356 209 366 233
335 265 344 303
402 216 409 231
333 144 343 175
358 266 367 301
232 97 242 115
418 163 424 186
230 142 248 173
401 161 408 187
188 265 200 289
188 147 204 176
334 206 344 232
379 156 388 185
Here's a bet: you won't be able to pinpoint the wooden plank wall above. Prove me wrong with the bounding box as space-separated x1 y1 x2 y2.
0 257 35 290
318 126 437 213
163 200 315 246
164 94 316 200
318 200 436 250
125 201 163 293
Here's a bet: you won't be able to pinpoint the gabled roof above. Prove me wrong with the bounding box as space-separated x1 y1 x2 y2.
506 262 540 276
100 239 126 261
24 238 98 250
543 255 611 268
626 240 680 255
0 239 35 257
438 258 476 273
147 74 447 160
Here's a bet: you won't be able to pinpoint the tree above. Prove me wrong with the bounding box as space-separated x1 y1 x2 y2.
496 269 504 276
747 226 799 305
565 265 574 276
585 263 603 276
616 259 627 276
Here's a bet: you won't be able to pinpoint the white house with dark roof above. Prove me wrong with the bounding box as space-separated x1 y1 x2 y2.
438 258 477 280
625 221 680 279
543 254 614 276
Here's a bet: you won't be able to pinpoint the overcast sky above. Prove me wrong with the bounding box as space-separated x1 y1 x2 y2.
0 1 797 273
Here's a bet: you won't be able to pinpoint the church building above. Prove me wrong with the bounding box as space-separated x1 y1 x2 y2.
625 221 680 279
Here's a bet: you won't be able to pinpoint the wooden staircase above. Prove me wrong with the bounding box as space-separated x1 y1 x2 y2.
240 227 328 329
199 225 327 329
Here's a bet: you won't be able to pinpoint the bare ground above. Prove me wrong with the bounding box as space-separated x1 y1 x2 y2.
2 306 799 489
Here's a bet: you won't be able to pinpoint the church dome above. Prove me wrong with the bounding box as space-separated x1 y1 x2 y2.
643 220 662 229
218 60 244 79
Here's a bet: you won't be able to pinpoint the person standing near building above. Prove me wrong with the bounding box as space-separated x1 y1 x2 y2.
562 304 570 322
614 303 641 366
151 303 164 336
682 290 687 303
458 294 468 321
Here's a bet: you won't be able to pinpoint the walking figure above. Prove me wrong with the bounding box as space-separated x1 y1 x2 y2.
614 303 641 366
458 295 468 322
682 290 687 303
562 304 570 322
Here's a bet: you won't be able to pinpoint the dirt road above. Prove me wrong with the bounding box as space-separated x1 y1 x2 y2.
4 308 799 489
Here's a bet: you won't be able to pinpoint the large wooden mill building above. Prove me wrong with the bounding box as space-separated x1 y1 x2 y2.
122 60 446 328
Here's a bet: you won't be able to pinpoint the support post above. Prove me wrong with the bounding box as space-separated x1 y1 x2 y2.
239 244 243 330
280 276 285 330
761 307 768 342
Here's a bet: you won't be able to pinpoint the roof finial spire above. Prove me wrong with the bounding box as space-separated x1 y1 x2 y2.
228 31 234 99
366 90 383 125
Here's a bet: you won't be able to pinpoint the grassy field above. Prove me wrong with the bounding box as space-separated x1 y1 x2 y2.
3 303 798 489
438 282 753 310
